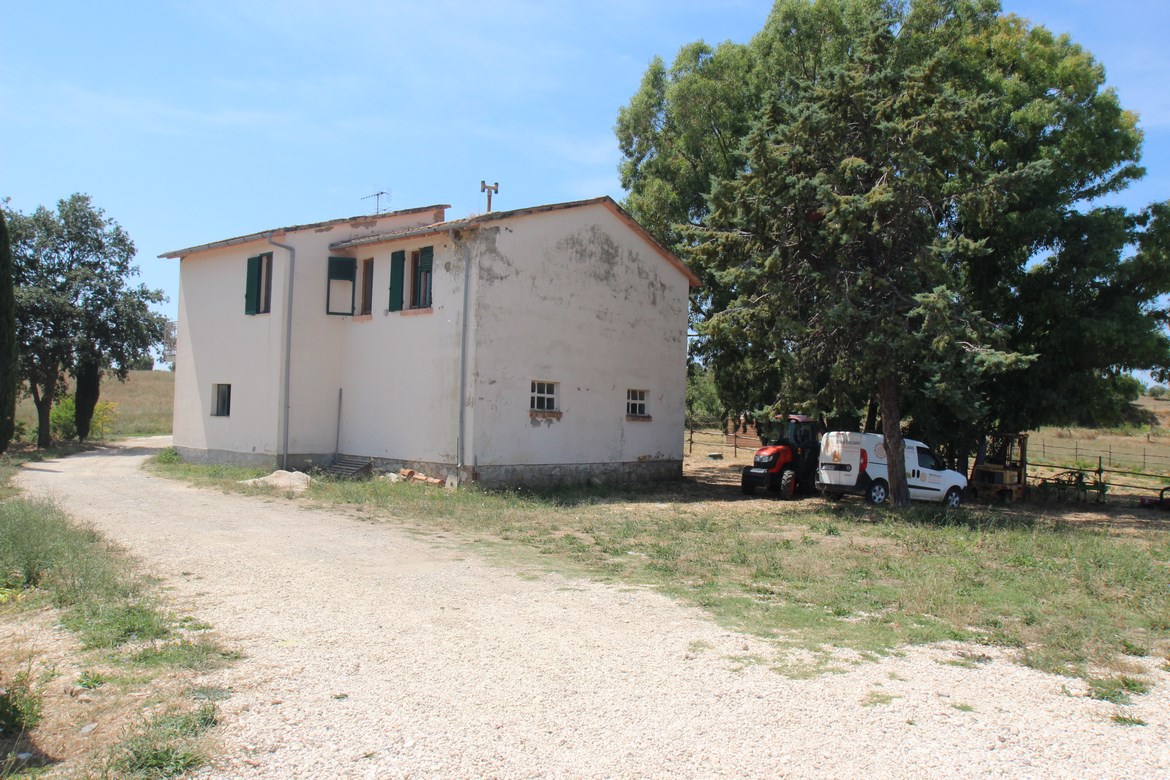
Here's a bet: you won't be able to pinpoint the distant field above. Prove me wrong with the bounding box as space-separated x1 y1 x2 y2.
14 370 174 440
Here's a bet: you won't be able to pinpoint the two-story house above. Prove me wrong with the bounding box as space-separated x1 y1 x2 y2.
161 196 699 486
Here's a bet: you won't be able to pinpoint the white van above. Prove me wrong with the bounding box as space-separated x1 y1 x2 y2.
816 431 967 507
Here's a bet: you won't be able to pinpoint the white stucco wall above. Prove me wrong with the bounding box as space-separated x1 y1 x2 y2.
174 245 284 460
465 204 690 475
172 208 449 464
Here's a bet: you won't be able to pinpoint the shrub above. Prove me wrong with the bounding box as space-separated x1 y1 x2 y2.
154 446 181 465
50 393 77 441
0 669 43 732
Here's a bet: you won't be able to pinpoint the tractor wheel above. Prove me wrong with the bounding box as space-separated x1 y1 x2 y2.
866 479 889 505
944 486 963 508
741 479 755 496
779 468 797 500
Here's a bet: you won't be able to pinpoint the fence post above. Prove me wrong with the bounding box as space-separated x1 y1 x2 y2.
734 434 738 458
688 428 694 455
1075 442 1078 462
1144 448 1147 471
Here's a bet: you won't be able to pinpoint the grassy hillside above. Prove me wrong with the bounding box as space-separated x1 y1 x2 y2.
14 370 174 440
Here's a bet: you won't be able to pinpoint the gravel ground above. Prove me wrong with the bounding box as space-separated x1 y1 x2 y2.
16 438 1170 779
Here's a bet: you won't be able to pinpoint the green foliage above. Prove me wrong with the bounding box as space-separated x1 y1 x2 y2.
105 703 216 778
50 393 77 442
4 194 166 448
685 364 723 426
1148 385 1168 400
0 669 42 732
77 670 108 689
0 210 16 455
154 446 181 465
616 0 1170 463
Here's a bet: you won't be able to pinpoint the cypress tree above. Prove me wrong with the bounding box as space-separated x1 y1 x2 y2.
0 210 16 454
74 353 101 441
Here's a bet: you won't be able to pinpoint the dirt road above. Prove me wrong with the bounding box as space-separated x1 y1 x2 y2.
16 439 1169 778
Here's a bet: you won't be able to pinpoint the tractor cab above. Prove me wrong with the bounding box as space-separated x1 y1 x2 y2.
741 414 823 498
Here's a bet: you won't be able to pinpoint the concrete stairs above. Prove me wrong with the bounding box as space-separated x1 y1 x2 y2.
323 454 373 479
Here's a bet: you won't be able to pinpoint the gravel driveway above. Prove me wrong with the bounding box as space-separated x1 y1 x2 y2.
16 438 1170 779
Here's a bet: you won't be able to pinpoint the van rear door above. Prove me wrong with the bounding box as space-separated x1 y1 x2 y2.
818 432 862 488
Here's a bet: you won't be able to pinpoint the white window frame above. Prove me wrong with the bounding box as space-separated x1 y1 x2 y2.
626 388 650 419
530 380 560 417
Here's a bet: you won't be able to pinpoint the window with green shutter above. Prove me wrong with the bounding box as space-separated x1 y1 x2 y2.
388 250 405 312
410 245 433 308
244 253 273 315
327 256 356 315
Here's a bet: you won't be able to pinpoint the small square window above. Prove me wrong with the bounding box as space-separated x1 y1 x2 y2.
627 389 648 417
531 380 557 412
327 256 356 315
212 384 231 417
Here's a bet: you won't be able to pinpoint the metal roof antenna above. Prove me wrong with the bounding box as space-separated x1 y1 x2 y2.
480 181 499 212
362 190 390 214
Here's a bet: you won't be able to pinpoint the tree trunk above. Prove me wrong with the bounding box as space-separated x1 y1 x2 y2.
74 356 101 441
32 378 54 449
876 374 911 508
864 396 879 433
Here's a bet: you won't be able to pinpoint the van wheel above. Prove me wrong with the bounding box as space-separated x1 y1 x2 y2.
944 486 962 508
779 469 796 500
866 479 889 505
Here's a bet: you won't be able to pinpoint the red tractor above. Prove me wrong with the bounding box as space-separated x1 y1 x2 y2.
740 414 823 499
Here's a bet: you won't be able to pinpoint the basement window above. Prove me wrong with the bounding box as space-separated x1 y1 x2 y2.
626 389 651 420
244 253 273 315
530 380 561 418
327 256 356 315
212 384 231 417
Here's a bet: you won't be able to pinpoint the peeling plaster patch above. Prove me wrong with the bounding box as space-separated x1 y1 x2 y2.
314 226 336 233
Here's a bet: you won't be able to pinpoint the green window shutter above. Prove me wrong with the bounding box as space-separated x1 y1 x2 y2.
418 245 433 270
328 256 356 281
388 251 405 312
245 255 261 315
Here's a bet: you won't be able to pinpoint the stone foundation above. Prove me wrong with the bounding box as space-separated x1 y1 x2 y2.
176 447 682 488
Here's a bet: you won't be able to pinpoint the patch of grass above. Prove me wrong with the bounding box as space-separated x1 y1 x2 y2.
951 702 975 712
1120 638 1149 657
1111 712 1148 726
128 639 240 672
0 669 43 731
862 691 895 706
104 703 216 779
154 460 1170 682
78 670 109 690
1087 676 1150 704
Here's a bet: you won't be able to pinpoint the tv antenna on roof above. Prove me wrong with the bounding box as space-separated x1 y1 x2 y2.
362 190 391 214
481 180 499 212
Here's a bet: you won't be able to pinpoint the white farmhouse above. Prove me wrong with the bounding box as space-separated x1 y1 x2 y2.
161 197 699 486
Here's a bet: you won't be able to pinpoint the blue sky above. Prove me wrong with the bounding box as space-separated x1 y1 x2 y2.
3 1 1167 323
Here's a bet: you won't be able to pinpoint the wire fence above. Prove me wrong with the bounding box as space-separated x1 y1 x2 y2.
1028 437 1170 475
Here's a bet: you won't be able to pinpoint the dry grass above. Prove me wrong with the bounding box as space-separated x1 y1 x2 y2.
14 370 173 441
